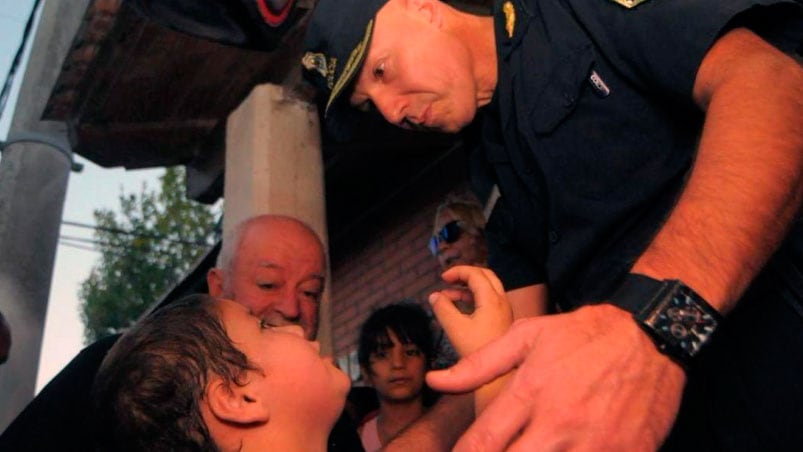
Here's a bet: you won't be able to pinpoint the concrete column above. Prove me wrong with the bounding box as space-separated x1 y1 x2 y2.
0 145 70 429
0 0 90 430
224 83 332 353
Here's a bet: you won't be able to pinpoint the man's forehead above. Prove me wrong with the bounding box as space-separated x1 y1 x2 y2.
437 208 459 223
254 260 325 280
242 218 321 245
235 219 323 254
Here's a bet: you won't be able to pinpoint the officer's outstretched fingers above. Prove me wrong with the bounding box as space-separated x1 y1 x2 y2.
427 319 534 392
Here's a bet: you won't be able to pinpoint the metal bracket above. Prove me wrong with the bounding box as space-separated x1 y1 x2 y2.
0 131 83 172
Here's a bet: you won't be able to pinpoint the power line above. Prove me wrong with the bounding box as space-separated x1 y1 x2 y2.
58 237 212 259
59 235 101 246
59 234 206 252
59 234 142 250
61 219 212 247
58 240 98 253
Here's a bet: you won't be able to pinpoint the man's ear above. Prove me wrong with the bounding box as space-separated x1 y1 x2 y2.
206 377 270 425
207 268 225 297
403 0 442 26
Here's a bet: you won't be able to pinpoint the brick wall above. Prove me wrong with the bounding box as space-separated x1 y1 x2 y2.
329 148 471 375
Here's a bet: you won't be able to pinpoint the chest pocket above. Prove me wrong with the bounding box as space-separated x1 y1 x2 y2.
509 1 661 200
514 1 594 136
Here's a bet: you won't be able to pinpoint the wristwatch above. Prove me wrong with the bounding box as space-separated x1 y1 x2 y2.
608 273 722 367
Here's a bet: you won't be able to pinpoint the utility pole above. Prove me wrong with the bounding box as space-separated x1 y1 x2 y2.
0 0 90 431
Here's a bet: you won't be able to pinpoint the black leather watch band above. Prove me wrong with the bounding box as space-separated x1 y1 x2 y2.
609 274 722 366
609 273 668 316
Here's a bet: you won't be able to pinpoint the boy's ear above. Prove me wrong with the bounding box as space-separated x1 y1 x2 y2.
206 377 270 425
207 268 225 297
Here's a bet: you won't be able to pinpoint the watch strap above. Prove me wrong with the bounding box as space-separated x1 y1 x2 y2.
609 273 670 316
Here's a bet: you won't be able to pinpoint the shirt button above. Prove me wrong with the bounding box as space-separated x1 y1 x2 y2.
562 92 575 108
549 230 559 243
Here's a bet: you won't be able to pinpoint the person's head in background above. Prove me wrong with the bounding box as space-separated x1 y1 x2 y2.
357 302 437 446
93 294 350 452
357 302 435 450
207 215 326 340
430 194 488 270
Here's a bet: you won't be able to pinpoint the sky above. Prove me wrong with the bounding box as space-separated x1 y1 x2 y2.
0 0 163 392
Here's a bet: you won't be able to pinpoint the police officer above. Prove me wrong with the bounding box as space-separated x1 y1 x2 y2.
302 0 803 450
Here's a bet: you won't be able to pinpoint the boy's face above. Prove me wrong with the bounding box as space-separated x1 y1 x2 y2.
365 329 427 403
216 298 350 422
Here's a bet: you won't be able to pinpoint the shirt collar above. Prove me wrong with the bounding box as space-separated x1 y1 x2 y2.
494 0 532 59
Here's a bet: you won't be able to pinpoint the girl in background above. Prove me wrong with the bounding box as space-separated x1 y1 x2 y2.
357 303 437 451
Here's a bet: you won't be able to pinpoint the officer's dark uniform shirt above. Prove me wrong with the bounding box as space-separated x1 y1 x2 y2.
479 0 803 449
482 0 803 308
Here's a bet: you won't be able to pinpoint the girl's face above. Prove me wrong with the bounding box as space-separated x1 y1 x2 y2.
364 329 427 404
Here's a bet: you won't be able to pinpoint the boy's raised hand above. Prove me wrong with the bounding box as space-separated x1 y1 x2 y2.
428 265 513 358
428 265 515 414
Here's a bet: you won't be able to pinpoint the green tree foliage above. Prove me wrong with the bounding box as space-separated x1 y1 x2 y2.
79 167 219 343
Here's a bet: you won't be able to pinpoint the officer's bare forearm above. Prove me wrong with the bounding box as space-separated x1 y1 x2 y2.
632 28 803 312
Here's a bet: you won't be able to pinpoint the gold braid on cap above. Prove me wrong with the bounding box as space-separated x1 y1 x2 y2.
326 19 375 114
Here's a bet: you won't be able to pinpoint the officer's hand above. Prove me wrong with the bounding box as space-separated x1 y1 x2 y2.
427 303 686 451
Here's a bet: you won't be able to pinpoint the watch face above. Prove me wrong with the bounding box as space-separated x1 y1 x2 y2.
644 286 718 357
